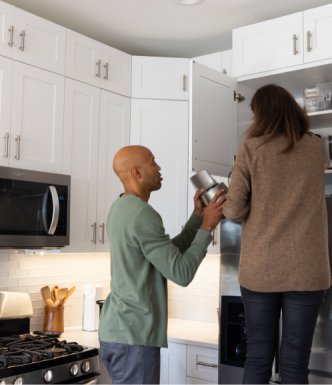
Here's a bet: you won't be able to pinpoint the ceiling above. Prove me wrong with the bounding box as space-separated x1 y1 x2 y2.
3 0 332 58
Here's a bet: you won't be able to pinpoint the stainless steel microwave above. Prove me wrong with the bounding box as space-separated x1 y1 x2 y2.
0 166 70 248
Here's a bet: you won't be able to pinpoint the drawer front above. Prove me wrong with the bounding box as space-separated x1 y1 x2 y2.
187 345 218 383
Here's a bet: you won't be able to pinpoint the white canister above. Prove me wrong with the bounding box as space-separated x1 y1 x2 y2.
82 284 103 331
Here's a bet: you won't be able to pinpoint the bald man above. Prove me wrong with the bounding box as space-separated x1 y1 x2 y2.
98 145 224 384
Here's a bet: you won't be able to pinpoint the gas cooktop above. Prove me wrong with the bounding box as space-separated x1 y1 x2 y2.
0 333 100 384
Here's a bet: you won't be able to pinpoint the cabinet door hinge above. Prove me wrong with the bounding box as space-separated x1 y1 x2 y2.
234 90 245 103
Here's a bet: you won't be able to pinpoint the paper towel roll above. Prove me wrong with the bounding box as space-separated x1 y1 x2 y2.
82 284 103 331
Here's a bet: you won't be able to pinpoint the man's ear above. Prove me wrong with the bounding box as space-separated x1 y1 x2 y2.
131 167 141 180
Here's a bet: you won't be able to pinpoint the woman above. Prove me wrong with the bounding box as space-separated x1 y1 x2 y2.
222 84 331 384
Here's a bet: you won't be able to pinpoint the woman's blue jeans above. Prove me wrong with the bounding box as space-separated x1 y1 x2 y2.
240 286 325 384
99 340 160 384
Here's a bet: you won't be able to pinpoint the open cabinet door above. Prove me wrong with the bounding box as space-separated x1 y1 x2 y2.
192 61 237 177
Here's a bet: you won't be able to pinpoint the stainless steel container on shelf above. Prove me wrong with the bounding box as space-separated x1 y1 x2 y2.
190 169 228 206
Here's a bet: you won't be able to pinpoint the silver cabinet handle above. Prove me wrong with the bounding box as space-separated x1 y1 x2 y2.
307 30 312 52
91 222 97 243
19 30 25 51
183 74 187 92
3 132 9 158
99 223 105 244
197 361 218 369
14 135 21 160
96 59 101 78
103 62 109 80
292 34 298 55
8 25 14 47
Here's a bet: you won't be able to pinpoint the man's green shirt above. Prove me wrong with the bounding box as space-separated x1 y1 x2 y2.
98 194 212 348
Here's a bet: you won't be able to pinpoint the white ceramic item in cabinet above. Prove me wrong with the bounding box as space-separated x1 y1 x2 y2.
160 342 187 384
62 79 130 252
8 61 64 172
130 98 188 238
0 0 66 74
303 3 332 64
65 30 131 97
132 56 189 100
186 345 218 384
232 12 303 77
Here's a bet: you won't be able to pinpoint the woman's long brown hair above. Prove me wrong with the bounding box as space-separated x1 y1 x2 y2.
247 84 309 152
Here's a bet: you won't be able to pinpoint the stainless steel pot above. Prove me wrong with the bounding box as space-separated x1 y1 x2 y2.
201 182 228 206
190 170 228 206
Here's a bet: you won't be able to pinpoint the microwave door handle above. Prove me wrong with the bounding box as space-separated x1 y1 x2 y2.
42 186 60 235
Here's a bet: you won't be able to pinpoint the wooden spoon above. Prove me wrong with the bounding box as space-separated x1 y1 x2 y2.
51 286 59 301
46 298 54 308
61 286 76 305
57 288 68 304
41 286 51 304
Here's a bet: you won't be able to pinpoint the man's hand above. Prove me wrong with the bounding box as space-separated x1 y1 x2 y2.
200 190 226 232
193 189 205 217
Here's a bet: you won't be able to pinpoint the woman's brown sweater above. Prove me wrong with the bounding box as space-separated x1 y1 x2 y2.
223 133 331 292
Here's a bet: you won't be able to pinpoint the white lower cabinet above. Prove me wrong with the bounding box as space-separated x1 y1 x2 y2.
160 342 187 384
0 58 65 172
130 98 188 238
62 78 130 252
160 343 218 384
186 345 218 384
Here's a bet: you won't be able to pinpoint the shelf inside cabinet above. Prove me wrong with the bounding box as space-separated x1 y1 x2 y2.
308 109 332 117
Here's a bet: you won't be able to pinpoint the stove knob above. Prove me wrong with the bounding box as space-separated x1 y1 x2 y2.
70 363 79 376
81 360 90 373
13 378 23 385
43 370 53 383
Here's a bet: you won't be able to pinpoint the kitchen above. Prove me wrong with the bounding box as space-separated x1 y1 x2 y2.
1 0 332 383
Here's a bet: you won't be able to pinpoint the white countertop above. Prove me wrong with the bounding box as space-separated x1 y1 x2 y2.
62 318 219 349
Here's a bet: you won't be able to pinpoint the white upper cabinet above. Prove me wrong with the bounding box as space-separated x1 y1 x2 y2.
96 90 131 251
131 56 189 100
194 50 232 76
233 3 332 79
0 60 64 172
0 56 13 166
62 79 130 252
0 0 66 74
232 12 303 77
65 30 131 97
131 98 188 238
303 3 332 63
192 61 237 177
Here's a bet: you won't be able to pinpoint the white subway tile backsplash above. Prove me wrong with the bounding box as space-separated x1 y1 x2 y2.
0 250 220 330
